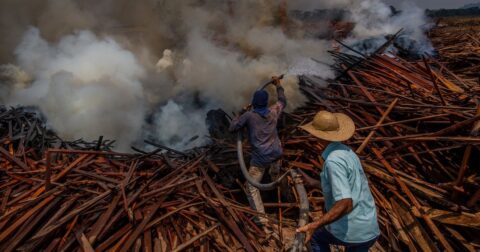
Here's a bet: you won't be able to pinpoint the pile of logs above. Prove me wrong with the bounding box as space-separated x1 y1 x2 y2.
0 106 115 154
430 19 480 81
0 107 295 251
285 47 480 251
1 29 480 252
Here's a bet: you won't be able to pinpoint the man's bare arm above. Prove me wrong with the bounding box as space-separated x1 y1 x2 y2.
271 76 286 108
298 169 321 188
296 198 353 238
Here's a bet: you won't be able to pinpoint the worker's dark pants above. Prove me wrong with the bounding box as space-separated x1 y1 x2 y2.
310 227 378 252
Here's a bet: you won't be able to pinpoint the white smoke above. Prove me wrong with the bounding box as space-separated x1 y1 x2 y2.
0 0 433 151
290 0 433 55
145 2 331 150
346 1 433 54
5 27 146 150
0 64 31 101
148 100 209 150
288 0 351 10
143 0 432 150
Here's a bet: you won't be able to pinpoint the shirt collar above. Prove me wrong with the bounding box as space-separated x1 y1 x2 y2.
253 107 270 117
321 142 343 160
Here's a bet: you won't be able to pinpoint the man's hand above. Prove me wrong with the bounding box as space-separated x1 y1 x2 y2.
271 76 281 86
296 222 319 243
241 104 252 114
296 198 353 243
297 169 321 188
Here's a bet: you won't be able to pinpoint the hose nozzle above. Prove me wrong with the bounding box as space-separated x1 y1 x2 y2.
260 74 285 90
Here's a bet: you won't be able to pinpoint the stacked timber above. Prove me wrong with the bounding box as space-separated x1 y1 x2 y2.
1 34 480 252
0 109 286 251
284 49 480 251
430 19 480 81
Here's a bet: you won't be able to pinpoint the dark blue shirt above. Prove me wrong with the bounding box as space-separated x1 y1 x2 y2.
229 86 286 167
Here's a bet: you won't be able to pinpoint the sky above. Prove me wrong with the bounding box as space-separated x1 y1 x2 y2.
385 0 478 9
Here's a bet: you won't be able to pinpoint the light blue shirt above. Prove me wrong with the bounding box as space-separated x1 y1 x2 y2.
320 142 380 243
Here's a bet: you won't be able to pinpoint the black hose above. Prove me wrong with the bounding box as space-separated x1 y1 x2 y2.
289 169 310 252
236 133 289 190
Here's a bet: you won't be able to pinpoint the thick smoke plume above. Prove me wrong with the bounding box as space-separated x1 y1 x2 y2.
290 0 433 54
0 0 432 150
346 1 433 54
8 28 146 150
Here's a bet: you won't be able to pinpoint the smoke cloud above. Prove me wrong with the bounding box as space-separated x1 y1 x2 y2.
6 28 146 150
346 0 433 54
0 0 432 150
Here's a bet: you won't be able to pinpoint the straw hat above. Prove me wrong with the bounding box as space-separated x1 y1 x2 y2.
300 111 355 142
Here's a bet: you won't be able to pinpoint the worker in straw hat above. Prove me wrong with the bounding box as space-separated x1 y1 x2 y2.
296 111 380 252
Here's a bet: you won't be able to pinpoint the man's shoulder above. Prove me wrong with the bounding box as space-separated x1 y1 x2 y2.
241 111 254 118
327 144 356 158
324 150 356 170
326 148 354 160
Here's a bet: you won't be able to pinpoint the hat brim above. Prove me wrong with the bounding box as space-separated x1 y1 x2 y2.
299 113 355 142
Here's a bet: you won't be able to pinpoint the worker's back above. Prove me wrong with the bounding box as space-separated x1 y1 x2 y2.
320 142 380 243
229 85 287 167
243 102 283 167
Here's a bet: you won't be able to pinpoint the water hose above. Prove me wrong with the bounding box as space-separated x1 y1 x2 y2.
289 169 310 252
236 133 289 190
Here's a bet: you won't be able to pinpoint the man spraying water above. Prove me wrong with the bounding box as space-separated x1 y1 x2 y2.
229 76 285 235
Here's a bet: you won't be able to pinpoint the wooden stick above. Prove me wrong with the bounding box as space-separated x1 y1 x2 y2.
171 224 220 252
356 113 449 131
356 98 398 154
372 148 455 252
423 56 447 106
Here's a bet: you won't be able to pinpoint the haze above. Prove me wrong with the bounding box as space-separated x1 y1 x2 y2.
386 0 478 9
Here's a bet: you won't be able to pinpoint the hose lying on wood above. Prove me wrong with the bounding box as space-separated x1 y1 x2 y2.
290 169 310 252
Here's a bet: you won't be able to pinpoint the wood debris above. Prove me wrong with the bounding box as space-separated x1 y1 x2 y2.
286 45 480 251
1 21 480 252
